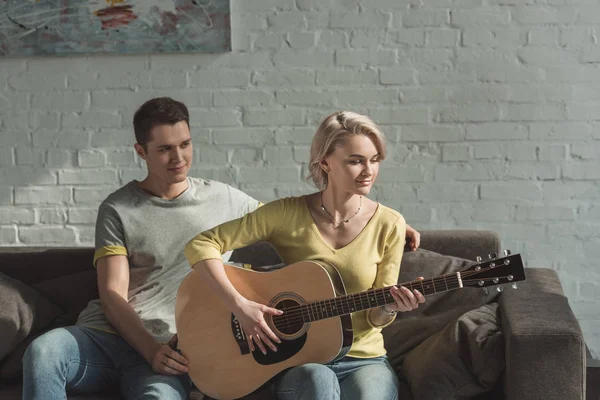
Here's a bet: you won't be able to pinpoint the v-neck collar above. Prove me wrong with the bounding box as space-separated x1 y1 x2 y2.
302 195 380 252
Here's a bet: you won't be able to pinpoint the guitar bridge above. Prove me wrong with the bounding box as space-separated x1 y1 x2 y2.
231 315 250 355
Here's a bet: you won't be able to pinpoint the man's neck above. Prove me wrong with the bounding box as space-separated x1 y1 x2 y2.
136 177 189 200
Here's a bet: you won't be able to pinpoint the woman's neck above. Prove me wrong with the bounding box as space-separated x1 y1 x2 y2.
320 187 362 221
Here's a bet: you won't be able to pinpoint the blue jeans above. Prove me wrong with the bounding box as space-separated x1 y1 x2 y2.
22 326 192 400
272 356 399 400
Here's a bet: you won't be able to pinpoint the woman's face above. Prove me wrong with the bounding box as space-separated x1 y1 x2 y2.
323 134 381 196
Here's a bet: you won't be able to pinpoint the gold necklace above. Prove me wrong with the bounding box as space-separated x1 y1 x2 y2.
320 192 362 228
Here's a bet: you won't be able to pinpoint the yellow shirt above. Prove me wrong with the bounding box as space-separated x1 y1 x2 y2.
184 196 406 358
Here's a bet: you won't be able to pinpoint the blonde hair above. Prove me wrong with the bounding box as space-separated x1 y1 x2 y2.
308 111 387 190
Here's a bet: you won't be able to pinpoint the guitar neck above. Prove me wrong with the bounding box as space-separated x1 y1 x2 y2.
300 272 463 323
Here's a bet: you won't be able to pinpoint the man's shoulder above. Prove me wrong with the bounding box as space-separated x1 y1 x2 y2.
98 182 136 210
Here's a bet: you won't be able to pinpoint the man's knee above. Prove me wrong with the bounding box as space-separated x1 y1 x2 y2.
24 329 71 365
275 364 338 399
126 375 191 400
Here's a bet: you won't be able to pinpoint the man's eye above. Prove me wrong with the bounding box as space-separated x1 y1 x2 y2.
182 142 190 148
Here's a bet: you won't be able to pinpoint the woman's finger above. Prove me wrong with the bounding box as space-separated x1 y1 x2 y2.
246 333 255 352
391 287 410 311
400 286 418 308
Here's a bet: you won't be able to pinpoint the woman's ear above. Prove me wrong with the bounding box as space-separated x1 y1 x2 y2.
320 159 330 173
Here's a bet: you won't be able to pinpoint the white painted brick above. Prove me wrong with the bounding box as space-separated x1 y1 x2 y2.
442 144 471 161
253 70 315 87
369 107 429 124
75 225 95 245
566 102 600 121
19 226 77 245
403 10 448 28
396 204 432 222
32 92 89 111
530 122 592 140
435 162 505 181
254 33 284 49
419 67 476 84
231 0 295 11
472 201 514 222
474 142 537 160
538 144 568 161
403 125 464 142
0 226 17 245
274 50 332 67
350 30 385 48
267 13 307 29
214 90 274 107
335 88 399 106
437 104 499 123
151 72 187 89
426 29 460 47
465 123 527 141
0 92 29 113
275 127 316 145
571 143 600 160
515 6 576 24
15 186 71 205
162 91 212 108
528 28 559 46
516 205 575 221
409 49 453 67
335 49 397 66
59 169 118 185
189 70 251 88
0 167 55 186
244 109 304 126
106 150 136 166
518 47 578 66
581 47 600 63
378 165 427 182
463 29 525 48
0 208 35 224
0 148 13 167
451 9 511 27
293 146 311 164
33 130 91 148
68 208 98 224
119 168 146 184
74 186 120 204
63 111 121 129
477 64 545 83
239 166 300 183
380 68 416 85
231 13 268 30
560 27 594 47
317 69 378 85
47 150 76 168
318 30 350 49
32 112 60 130
417 183 477 201
480 182 543 201
232 31 255 52
400 86 447 103
543 182 600 201
37 208 68 224
78 150 106 167
504 162 560 180
509 84 572 102
448 84 510 103
330 11 391 29
91 130 135 147
9 72 67 91
214 128 275 145
0 112 31 132
563 162 600 180
376 185 417 203
190 109 242 127
264 146 294 165
229 148 262 165
275 90 336 106
195 146 228 165
15 148 45 166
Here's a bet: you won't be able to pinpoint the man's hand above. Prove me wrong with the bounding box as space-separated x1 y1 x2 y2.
406 224 421 251
147 334 188 376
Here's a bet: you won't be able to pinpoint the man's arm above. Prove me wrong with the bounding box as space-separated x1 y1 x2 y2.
96 255 188 376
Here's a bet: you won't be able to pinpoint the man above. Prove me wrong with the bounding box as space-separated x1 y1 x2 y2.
22 97 421 399
22 97 260 399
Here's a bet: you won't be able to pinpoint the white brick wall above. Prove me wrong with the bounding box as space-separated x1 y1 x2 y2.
0 0 598 357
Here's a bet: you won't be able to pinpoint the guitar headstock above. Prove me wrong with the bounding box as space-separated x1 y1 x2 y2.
462 250 526 292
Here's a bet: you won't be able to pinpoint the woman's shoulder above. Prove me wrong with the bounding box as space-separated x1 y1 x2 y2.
376 203 406 227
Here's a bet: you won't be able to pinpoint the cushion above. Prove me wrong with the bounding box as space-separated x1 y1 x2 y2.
401 303 504 400
0 272 64 362
383 249 504 399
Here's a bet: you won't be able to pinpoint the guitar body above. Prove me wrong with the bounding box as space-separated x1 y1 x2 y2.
175 261 354 400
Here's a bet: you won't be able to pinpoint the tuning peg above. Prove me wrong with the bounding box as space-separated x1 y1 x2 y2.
476 256 482 262
496 286 504 292
488 253 497 259
512 283 518 290
503 249 511 256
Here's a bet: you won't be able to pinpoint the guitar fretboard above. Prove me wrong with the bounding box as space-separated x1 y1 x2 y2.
298 273 462 322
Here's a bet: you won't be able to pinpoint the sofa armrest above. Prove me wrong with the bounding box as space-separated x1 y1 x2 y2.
419 230 501 261
499 268 586 400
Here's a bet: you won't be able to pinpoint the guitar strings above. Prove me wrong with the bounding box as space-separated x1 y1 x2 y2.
269 274 510 328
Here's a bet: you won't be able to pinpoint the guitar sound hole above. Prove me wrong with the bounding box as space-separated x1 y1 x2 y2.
273 299 305 336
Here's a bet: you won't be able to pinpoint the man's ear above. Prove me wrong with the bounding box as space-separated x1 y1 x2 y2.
134 143 147 160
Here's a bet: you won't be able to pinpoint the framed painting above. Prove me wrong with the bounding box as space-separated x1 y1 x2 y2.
0 0 231 56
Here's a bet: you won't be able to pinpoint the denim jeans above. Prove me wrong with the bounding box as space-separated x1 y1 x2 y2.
272 356 399 400
22 326 192 400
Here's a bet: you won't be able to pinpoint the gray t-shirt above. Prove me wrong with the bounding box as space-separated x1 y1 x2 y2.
76 177 259 343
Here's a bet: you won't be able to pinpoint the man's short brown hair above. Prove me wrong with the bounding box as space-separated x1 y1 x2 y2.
133 97 190 146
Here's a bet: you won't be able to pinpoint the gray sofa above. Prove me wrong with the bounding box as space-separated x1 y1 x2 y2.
0 230 586 400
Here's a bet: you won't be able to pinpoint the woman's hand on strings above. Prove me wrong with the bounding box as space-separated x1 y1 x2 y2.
234 298 283 354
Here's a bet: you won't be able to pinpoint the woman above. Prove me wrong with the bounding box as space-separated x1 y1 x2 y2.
184 111 425 399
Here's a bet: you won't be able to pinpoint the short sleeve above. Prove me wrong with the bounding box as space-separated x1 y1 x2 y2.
93 202 128 267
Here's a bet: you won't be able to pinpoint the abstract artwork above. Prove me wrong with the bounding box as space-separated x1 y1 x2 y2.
0 0 231 56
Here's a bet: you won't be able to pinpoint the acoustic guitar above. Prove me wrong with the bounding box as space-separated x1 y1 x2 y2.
175 251 525 400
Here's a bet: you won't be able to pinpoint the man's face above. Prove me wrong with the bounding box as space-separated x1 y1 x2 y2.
136 121 193 185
